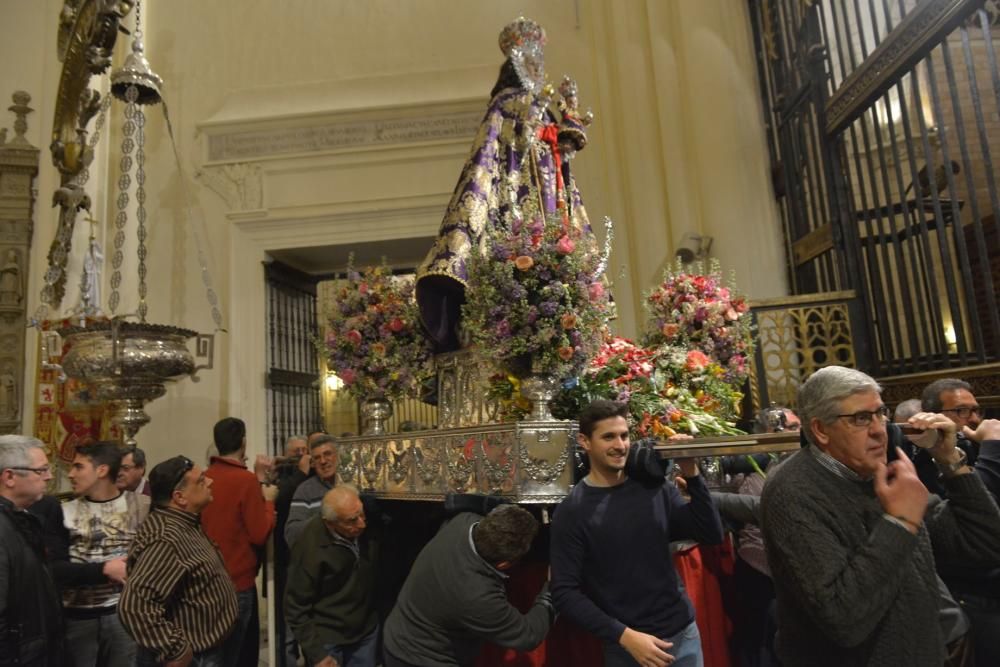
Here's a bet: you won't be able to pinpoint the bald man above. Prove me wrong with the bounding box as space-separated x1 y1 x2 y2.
284 486 380 667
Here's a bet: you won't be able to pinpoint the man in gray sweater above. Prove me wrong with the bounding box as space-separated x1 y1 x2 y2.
383 504 554 667
284 435 338 548
761 366 1000 666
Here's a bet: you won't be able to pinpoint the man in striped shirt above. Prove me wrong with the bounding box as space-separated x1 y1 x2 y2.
284 434 338 548
119 455 238 667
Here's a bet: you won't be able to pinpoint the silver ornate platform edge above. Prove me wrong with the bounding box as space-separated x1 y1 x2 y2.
335 419 576 503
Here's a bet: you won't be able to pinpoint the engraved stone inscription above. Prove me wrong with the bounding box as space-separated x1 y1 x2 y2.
207 111 482 161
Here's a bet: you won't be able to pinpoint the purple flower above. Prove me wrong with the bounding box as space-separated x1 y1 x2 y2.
539 301 558 316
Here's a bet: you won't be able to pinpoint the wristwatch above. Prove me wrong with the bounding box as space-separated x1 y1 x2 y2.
935 446 968 477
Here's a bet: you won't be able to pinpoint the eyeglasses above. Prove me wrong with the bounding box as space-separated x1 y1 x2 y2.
836 406 891 428
169 457 194 492
6 465 51 476
119 464 138 472
941 406 981 419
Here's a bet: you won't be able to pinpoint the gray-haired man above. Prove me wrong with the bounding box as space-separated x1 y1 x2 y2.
761 366 1000 666
0 434 63 666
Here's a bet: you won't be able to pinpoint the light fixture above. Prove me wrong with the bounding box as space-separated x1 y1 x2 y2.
325 372 344 391
944 324 957 353
675 232 713 263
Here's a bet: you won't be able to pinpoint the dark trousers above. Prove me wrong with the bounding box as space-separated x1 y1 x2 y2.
222 586 259 667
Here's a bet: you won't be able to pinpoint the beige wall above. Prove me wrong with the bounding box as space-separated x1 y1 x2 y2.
0 0 786 468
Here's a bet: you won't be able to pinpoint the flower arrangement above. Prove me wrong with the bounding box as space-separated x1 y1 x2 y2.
461 213 611 378
325 259 433 402
643 260 753 384
550 336 744 437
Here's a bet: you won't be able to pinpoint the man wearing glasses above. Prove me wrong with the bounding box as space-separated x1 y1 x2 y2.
921 377 1000 667
0 434 63 665
119 456 238 667
761 366 1000 666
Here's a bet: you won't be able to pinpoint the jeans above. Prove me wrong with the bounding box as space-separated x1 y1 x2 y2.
65 611 137 667
222 586 258 667
136 645 224 667
603 620 703 667
322 625 379 667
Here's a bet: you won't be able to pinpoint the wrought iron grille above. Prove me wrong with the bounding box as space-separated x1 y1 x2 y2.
265 261 322 456
751 0 1000 376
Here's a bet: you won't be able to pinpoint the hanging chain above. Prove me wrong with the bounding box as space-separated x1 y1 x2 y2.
162 99 226 331
135 103 148 322
109 84 138 315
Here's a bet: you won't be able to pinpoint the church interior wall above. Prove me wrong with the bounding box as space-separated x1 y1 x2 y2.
0 0 787 470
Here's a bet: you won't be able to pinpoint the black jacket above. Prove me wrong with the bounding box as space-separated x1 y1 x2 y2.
0 497 64 666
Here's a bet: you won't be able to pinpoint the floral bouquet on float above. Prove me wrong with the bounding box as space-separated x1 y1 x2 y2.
462 212 611 379
325 259 433 402
643 259 753 385
550 336 745 437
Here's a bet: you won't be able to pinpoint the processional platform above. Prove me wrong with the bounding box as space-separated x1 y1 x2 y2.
333 352 803 502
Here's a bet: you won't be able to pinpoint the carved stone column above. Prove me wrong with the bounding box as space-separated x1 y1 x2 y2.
0 91 40 434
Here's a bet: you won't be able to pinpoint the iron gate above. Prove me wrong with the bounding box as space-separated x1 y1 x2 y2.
751 0 1000 376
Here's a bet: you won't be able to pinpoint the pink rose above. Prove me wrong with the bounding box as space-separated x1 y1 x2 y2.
358 282 369 295
556 235 576 255
339 369 356 385
588 282 605 301
685 350 711 372
389 318 404 332
346 330 362 346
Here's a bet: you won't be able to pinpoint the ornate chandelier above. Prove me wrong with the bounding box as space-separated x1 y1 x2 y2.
39 0 218 446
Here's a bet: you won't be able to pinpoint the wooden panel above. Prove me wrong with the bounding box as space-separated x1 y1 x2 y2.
791 223 833 265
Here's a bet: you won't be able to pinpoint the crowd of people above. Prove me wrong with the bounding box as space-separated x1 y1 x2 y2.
1 367 999 667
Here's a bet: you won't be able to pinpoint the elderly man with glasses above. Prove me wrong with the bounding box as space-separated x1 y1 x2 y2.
119 456 238 667
0 434 63 666
760 366 1000 667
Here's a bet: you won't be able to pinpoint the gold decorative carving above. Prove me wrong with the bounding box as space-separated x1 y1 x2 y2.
752 294 857 409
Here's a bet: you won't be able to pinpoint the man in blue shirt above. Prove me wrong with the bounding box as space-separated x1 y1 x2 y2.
551 399 723 667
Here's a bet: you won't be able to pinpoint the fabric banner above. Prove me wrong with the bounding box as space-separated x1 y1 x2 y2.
32 328 112 466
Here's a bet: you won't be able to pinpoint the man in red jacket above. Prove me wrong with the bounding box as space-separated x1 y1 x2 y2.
202 417 278 667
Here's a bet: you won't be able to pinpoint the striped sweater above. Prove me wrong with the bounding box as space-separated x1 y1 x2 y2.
119 506 238 662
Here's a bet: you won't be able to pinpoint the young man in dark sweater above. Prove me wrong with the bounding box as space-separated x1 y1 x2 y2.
551 399 723 667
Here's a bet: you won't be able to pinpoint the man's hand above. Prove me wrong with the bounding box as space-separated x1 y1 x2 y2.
261 483 279 502
298 453 312 475
908 412 959 464
253 454 274 482
314 657 338 667
874 447 928 533
675 456 699 478
619 627 674 667
164 645 193 667
102 557 127 584
964 419 1000 443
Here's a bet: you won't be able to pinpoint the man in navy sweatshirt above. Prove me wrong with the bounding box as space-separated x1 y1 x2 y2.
551 399 723 667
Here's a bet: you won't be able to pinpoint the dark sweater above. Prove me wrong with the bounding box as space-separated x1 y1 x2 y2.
761 447 1000 666
284 513 379 664
550 475 723 644
383 512 554 667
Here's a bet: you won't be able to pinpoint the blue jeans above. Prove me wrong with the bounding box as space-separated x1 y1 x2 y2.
136 645 224 667
603 620 703 667
322 624 379 667
222 586 257 667
65 612 137 667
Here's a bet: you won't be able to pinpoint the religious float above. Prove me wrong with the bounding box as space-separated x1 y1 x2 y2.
324 17 801 504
